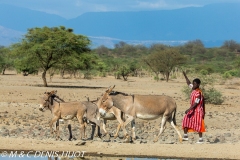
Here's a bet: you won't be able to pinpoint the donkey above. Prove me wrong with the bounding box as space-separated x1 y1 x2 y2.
85 97 128 139
97 85 182 143
39 90 100 140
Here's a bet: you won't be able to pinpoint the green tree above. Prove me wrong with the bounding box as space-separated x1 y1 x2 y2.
144 48 186 82
116 65 132 81
0 46 14 75
11 26 91 87
78 53 99 79
95 45 109 56
14 56 39 76
149 44 169 52
221 40 240 52
180 39 206 56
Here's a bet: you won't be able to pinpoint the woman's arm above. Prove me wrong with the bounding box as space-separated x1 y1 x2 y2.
183 71 191 86
185 95 201 114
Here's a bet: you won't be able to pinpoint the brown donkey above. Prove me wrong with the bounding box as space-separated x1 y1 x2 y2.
85 97 127 139
97 85 182 143
39 91 100 140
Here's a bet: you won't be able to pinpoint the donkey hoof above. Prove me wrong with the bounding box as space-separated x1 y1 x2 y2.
55 137 61 141
103 132 108 137
123 136 130 143
97 133 103 138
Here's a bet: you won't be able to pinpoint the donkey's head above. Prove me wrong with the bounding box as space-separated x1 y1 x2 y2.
98 85 115 117
39 90 57 112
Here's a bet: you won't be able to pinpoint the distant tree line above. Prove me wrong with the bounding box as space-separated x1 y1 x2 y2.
1 26 240 87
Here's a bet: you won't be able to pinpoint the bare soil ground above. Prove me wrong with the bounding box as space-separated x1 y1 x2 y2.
0 71 240 159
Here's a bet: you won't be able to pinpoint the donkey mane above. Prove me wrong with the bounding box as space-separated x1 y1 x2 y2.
109 91 130 96
49 94 65 104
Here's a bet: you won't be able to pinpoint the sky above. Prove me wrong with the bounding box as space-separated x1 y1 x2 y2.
0 0 240 19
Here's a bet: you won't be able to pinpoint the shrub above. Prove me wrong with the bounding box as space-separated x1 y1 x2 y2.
181 86 191 100
154 76 160 81
171 74 177 79
222 71 232 79
204 88 224 105
200 69 208 75
181 74 224 105
223 70 240 79
99 71 107 77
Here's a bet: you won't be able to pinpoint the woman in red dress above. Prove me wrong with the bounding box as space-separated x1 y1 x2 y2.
182 71 205 143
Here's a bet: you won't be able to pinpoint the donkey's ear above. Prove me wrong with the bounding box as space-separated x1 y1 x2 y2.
49 90 56 96
106 85 115 93
45 91 51 95
105 86 110 92
108 85 115 93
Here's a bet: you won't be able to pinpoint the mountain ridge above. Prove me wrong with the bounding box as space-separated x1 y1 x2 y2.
0 3 239 48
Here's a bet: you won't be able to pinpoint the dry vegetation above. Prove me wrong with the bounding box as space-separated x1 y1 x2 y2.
0 70 240 159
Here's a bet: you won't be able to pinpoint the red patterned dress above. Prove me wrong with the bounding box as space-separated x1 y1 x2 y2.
182 88 205 132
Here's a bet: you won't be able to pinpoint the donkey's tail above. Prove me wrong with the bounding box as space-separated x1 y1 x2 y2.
172 107 177 126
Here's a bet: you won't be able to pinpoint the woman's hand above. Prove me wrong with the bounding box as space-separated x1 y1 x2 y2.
185 109 190 114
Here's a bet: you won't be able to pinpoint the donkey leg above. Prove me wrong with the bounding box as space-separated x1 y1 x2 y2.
170 120 182 143
56 120 60 140
153 115 168 143
49 117 59 139
67 123 73 141
93 122 102 138
122 116 134 142
131 120 136 140
102 119 108 136
77 118 85 140
83 122 88 139
114 116 124 139
169 109 182 142
114 124 121 138
97 125 102 138
90 123 96 140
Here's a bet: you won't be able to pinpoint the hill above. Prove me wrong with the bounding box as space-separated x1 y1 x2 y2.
0 3 239 48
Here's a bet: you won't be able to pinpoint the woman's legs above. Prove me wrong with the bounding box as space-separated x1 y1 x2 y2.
183 127 188 141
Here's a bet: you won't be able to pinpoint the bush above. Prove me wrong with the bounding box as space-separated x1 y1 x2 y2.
99 71 107 77
83 70 97 79
204 88 224 105
181 74 224 105
200 69 208 75
154 76 160 81
171 74 177 79
181 86 191 100
222 71 232 79
228 70 239 76
222 70 239 79
114 72 121 79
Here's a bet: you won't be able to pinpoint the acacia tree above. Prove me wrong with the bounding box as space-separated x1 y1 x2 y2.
12 26 91 87
221 40 240 52
144 48 186 82
0 46 14 75
71 53 99 79
180 39 206 56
